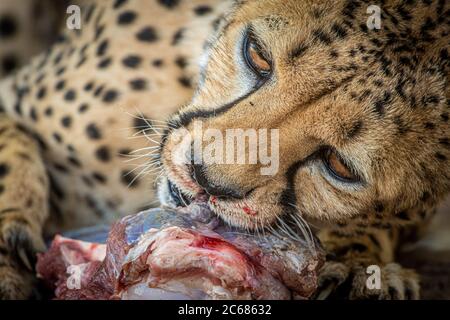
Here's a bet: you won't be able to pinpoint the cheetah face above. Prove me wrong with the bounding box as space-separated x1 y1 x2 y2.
159 0 449 232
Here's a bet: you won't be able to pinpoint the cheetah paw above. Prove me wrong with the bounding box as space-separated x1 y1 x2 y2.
0 264 35 299
1 217 45 271
0 216 45 299
314 261 420 300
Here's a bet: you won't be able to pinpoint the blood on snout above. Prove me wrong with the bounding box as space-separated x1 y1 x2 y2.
243 206 257 216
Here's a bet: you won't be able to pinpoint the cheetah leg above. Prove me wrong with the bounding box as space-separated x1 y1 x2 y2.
0 115 49 299
314 227 420 300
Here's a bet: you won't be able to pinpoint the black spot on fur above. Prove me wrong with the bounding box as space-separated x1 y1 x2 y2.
79 43 90 55
130 79 148 91
32 133 48 151
152 59 164 67
113 0 128 9
95 25 105 41
84 4 96 23
158 0 180 9
86 123 102 140
1 54 18 74
435 152 447 161
194 5 212 16
94 85 105 97
85 195 97 210
82 175 94 187
64 89 77 102
35 73 46 84
98 57 112 69
76 56 87 68
67 145 75 153
393 116 409 135
14 100 22 116
61 116 72 128
53 51 64 65
133 117 153 133
55 80 66 91
331 23 347 39
136 26 158 42
0 15 17 38
102 89 119 103
45 107 53 117
312 29 332 45
95 146 111 162
439 138 450 148
172 28 184 45
68 156 82 168
84 81 94 91
420 191 431 202
55 66 66 76
373 92 392 116
334 243 368 256
97 39 109 57
397 211 410 220
122 55 141 68
347 120 363 139
175 56 188 69
30 107 38 122
374 202 384 213
290 44 309 59
121 169 140 187
52 133 63 144
92 172 107 184
178 76 192 88
36 87 47 100
117 11 137 25
79 103 89 113
0 163 10 178
368 234 381 248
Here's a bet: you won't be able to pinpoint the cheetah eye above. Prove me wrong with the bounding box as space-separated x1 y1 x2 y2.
324 149 359 183
243 32 272 78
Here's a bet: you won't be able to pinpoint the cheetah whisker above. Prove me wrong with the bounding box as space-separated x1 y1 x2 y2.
123 109 176 128
126 164 160 188
123 163 154 176
123 151 160 163
129 146 160 153
275 216 304 243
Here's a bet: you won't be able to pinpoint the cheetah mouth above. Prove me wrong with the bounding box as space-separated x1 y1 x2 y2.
162 166 266 231
168 179 193 207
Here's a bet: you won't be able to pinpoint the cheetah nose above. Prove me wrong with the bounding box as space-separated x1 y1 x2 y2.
191 164 244 199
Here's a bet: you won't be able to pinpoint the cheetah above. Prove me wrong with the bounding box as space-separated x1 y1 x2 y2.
0 0 449 300
0 0 66 78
